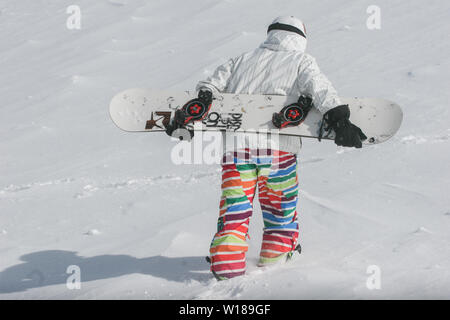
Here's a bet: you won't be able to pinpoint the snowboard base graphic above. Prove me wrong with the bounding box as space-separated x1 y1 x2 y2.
109 88 403 145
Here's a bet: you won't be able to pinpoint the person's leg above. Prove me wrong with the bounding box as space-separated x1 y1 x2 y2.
257 150 300 266
209 150 257 279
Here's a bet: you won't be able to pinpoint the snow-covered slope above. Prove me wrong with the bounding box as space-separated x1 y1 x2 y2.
1 0 449 299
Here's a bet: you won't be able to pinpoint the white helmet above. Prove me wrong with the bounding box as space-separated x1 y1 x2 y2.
268 15 306 38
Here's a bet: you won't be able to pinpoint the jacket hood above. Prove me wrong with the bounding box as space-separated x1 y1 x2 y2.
260 29 307 52
260 16 307 52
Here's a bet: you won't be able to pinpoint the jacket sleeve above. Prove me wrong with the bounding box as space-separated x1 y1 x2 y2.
296 54 342 115
196 58 236 94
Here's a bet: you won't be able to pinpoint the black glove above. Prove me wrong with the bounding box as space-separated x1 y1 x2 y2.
165 89 212 138
321 105 367 148
198 89 213 106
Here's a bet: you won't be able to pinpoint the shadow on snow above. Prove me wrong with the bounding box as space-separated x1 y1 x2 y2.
0 250 210 294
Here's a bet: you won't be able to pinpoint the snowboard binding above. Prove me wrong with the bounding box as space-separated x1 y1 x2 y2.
272 95 313 129
165 90 213 141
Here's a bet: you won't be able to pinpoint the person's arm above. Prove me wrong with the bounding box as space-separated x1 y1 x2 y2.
297 54 366 148
296 54 342 115
196 58 236 94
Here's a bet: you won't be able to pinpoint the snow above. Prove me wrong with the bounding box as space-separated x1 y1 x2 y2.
1 0 450 299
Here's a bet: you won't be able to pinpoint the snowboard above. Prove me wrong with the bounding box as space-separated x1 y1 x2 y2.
109 88 403 145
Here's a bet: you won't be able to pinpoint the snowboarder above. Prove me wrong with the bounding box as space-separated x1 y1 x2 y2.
196 16 366 280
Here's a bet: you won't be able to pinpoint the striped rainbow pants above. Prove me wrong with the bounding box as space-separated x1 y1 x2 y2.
209 149 299 279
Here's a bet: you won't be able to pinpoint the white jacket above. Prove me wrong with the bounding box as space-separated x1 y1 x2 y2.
196 29 342 154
